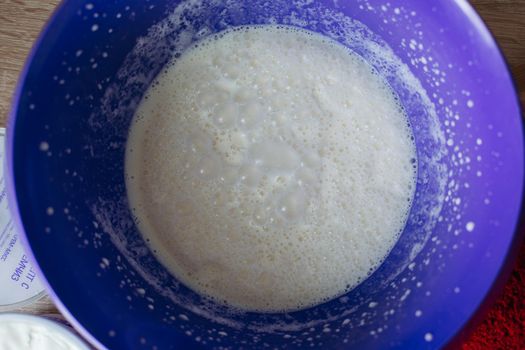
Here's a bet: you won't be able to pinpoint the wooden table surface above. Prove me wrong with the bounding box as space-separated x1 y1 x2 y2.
1 0 524 347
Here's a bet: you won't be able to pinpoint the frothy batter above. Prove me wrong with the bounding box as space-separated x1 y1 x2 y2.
125 25 417 312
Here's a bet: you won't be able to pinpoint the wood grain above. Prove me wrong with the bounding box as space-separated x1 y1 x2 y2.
13 295 63 317
0 0 60 126
472 0 525 105
0 0 523 344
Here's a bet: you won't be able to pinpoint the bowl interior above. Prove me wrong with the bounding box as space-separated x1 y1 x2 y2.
9 0 523 349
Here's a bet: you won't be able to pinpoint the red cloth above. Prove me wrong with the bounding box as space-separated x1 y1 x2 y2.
462 242 525 349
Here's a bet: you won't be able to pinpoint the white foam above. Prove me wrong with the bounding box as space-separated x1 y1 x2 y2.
125 26 417 313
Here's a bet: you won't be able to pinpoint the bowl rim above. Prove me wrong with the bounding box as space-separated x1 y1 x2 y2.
6 2 108 349
439 3 525 349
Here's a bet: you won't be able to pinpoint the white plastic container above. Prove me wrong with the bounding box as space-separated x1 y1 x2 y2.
0 127 46 310
0 313 90 350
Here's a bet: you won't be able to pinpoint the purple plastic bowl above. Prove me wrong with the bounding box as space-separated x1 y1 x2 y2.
6 0 524 349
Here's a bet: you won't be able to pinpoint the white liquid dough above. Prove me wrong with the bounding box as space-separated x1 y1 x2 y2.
125 25 417 312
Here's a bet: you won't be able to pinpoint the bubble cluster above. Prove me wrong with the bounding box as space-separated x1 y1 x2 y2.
125 26 417 312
